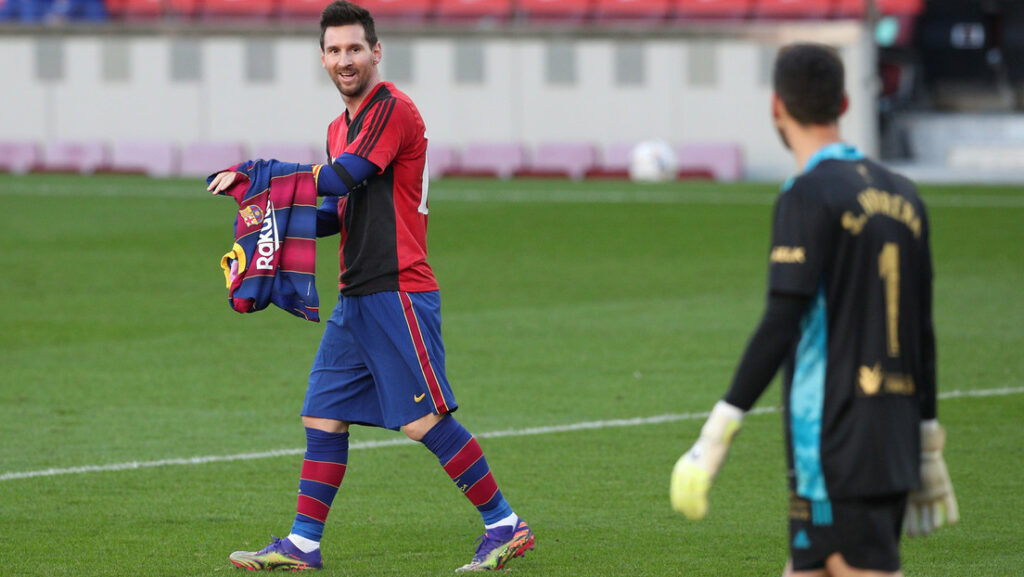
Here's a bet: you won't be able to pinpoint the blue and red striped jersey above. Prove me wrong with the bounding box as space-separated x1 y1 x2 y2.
214 159 321 321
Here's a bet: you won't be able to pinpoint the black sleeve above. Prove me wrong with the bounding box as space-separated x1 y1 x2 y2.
723 292 811 411
919 213 937 420
768 181 830 298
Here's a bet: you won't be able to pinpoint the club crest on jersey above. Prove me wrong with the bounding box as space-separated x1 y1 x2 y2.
239 205 265 228
254 201 280 271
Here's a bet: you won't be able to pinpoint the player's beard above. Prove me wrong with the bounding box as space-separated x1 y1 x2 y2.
331 64 372 100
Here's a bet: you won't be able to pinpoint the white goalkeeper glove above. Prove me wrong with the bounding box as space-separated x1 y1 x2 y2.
670 401 744 520
904 420 960 536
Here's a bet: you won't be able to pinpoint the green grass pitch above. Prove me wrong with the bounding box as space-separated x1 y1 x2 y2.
0 174 1021 576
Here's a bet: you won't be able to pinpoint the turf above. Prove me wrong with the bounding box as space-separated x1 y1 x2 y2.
0 174 1021 576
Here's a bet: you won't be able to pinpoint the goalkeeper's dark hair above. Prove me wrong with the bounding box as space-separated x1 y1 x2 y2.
320 1 378 50
772 43 845 126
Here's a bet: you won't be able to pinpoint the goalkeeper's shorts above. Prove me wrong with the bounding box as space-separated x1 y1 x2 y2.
788 492 908 572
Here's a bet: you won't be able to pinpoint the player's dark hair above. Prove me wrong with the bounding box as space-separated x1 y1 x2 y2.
320 1 378 50
772 43 845 125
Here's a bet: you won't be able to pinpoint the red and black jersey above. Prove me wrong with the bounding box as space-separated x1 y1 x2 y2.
325 81 437 296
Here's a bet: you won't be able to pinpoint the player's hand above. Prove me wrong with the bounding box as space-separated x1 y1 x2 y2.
904 420 959 536
207 171 241 195
670 401 744 520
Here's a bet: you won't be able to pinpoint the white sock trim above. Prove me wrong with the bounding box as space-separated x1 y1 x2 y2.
287 534 320 553
485 512 518 531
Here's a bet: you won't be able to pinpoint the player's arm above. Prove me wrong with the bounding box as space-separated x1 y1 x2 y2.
671 291 809 520
313 153 378 237
905 225 959 536
314 153 378 197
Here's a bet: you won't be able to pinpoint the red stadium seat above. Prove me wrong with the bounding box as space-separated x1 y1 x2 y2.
518 0 594 22
277 0 324 19
356 0 436 20
165 0 199 18
595 0 672 20
833 0 923 17
106 0 165 19
754 0 831 19
200 0 276 18
436 0 514 21
674 0 752 19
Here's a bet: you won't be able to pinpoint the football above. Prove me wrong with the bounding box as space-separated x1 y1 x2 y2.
629 140 677 182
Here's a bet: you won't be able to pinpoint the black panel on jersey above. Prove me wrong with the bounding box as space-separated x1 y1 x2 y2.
340 165 399 295
333 84 401 296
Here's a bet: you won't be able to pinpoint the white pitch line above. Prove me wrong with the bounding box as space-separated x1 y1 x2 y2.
1 386 1021 483
3 181 1023 209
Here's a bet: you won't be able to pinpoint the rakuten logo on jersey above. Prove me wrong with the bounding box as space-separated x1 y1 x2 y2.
255 201 280 271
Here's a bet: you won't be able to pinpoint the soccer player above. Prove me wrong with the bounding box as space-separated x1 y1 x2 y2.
208 1 533 572
669 43 958 577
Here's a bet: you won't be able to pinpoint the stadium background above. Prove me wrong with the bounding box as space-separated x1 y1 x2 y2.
2 1 1023 576
3 0 1024 182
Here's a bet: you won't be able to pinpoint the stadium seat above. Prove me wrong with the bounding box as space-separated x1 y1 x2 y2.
250 142 324 165
0 141 41 175
199 0 275 19
180 142 246 177
426 143 460 179
110 140 180 177
435 0 514 22
754 0 830 19
452 142 526 179
165 0 199 18
594 0 672 21
277 0 322 19
105 0 165 19
0 0 52 21
37 141 111 174
832 0 923 18
356 0 437 21
42 0 108 20
519 142 598 180
674 0 752 19
518 0 594 22
675 142 743 181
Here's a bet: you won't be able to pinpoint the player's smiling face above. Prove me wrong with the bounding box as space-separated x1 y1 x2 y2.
321 24 381 103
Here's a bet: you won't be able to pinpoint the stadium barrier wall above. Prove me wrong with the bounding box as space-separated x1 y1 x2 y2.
0 21 876 181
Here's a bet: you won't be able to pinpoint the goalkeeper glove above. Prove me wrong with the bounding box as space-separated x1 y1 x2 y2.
904 420 960 536
670 401 744 520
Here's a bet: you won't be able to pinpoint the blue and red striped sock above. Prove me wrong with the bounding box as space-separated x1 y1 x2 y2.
420 415 514 526
290 428 349 543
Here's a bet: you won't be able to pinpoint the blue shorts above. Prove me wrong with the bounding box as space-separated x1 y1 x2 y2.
304 290 458 430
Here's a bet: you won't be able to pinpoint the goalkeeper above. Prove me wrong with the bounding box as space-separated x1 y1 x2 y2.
671 43 958 577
